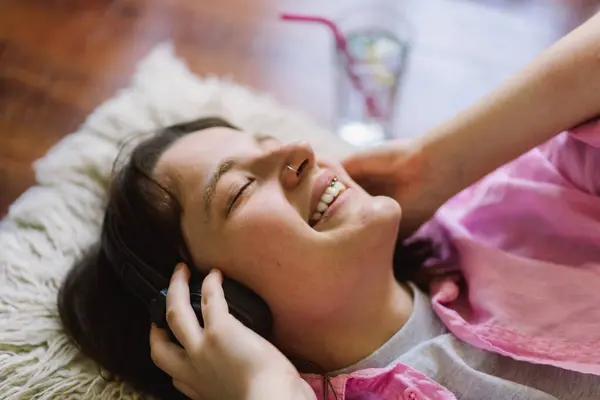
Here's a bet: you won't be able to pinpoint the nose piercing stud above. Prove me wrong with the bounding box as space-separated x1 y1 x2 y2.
286 165 298 173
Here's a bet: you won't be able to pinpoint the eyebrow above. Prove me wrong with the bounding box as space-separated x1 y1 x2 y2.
202 134 275 221
203 158 236 221
254 133 277 143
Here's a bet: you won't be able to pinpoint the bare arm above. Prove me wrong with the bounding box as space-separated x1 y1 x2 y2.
417 12 600 208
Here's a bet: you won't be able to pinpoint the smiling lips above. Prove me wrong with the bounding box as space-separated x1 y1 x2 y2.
308 175 347 227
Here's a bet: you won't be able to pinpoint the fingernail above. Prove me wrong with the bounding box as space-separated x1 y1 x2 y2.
211 268 223 283
171 263 185 282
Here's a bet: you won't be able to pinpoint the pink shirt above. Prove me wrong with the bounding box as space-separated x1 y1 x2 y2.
302 120 600 399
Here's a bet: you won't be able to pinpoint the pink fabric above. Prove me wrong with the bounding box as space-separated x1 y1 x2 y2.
424 119 600 375
302 120 600 398
303 363 456 400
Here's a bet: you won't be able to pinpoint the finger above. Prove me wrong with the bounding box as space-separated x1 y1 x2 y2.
149 324 195 381
173 380 203 400
200 269 228 328
166 263 203 351
343 147 395 179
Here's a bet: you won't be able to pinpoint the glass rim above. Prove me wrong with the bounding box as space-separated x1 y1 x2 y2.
334 5 414 40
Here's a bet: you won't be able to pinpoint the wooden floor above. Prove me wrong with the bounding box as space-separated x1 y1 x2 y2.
1 0 598 217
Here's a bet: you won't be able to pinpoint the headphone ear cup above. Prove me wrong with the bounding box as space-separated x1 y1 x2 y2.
148 290 188 347
188 276 273 339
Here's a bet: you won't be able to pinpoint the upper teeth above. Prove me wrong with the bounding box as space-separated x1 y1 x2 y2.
311 179 347 222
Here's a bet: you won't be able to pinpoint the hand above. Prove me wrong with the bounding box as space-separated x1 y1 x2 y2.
149 264 315 400
343 139 440 239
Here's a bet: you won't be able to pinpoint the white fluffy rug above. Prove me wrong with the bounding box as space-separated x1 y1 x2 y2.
0 43 354 399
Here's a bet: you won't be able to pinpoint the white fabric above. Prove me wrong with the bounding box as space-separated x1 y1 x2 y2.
0 42 353 400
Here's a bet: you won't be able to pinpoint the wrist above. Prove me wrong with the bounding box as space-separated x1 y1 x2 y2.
414 131 467 208
400 137 455 213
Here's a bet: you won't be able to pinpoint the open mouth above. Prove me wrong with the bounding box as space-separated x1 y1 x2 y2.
308 178 347 227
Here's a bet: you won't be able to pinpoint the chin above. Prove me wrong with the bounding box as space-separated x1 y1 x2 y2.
351 196 402 244
370 196 402 222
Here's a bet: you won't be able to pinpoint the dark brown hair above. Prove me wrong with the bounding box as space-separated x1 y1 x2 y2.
57 116 433 399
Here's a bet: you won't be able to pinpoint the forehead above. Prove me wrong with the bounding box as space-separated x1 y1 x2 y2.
155 127 253 202
160 127 248 166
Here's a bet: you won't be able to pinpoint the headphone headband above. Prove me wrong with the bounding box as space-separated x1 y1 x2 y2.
101 210 167 306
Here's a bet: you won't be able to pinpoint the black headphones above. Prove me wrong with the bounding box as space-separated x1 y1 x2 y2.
101 211 274 341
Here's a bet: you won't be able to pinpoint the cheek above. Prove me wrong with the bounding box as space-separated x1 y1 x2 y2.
229 201 310 282
223 195 368 315
230 201 350 311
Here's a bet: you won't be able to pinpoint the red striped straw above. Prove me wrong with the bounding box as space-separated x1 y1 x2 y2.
280 13 380 118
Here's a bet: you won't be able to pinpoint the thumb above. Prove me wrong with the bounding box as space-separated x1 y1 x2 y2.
343 147 397 179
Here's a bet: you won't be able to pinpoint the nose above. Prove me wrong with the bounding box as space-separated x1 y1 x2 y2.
281 141 315 190
258 140 315 190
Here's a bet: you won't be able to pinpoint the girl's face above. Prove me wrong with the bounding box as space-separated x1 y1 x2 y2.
156 127 402 322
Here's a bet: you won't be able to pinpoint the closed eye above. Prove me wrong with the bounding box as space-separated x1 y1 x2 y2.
226 179 254 216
